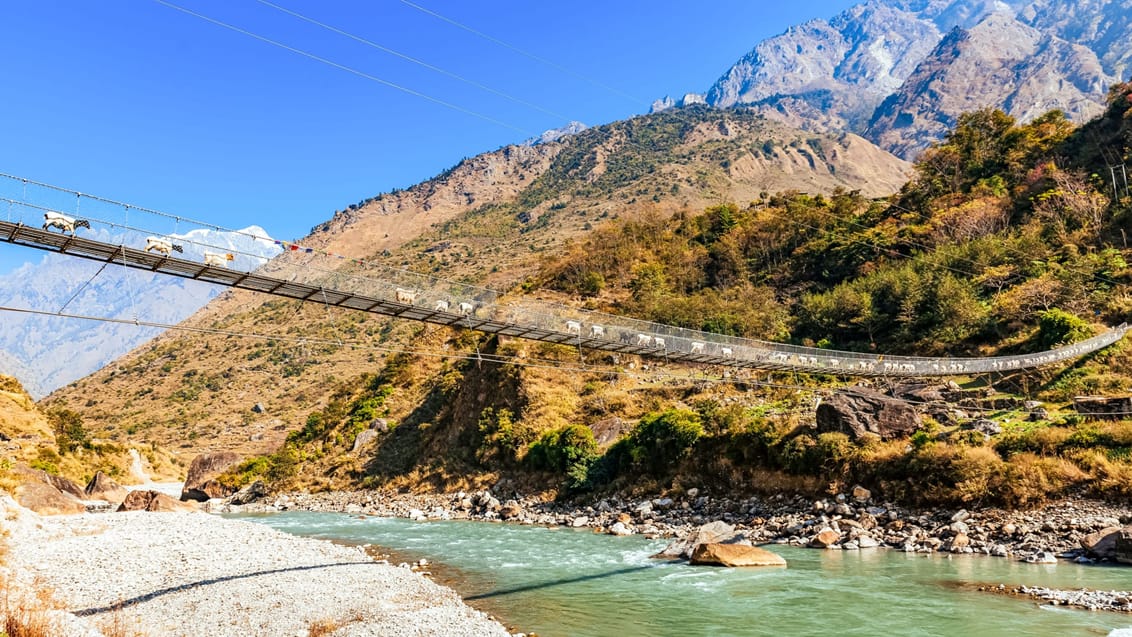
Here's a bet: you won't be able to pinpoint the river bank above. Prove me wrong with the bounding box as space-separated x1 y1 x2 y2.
224 486 1132 564
0 495 511 637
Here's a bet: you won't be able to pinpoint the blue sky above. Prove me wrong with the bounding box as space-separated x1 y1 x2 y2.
0 0 857 273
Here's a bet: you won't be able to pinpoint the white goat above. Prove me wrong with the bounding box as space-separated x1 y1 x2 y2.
144 236 184 255
653 337 666 349
395 288 418 304
690 341 705 354
566 320 582 335
589 325 605 338
458 302 474 316
42 212 90 234
203 251 234 267
435 300 450 312
635 334 651 347
720 347 733 357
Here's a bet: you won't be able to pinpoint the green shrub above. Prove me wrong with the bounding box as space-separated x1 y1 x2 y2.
625 409 704 475
528 424 599 474
1036 308 1093 348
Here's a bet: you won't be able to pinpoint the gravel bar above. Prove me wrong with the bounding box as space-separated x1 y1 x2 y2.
0 496 510 637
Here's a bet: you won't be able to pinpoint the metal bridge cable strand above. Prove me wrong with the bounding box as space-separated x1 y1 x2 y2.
1 303 1125 416
11 185 1100 357
397 0 643 106
253 0 572 122
0 303 822 394
150 0 529 134
56 259 114 315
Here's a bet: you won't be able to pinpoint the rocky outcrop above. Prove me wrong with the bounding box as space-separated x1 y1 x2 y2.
689 543 786 567
229 480 268 506
181 452 241 502
14 480 85 515
1115 527 1132 565
118 490 197 512
84 471 128 503
1073 396 1132 420
352 429 380 452
816 389 921 441
1081 526 1122 559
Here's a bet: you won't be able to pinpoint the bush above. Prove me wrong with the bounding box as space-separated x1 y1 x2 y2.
1036 308 1093 348
994 425 1071 457
528 425 599 474
625 409 703 475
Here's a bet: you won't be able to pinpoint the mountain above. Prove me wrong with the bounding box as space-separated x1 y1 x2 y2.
687 0 1131 158
43 107 911 458
0 226 280 398
866 11 1111 156
525 121 589 145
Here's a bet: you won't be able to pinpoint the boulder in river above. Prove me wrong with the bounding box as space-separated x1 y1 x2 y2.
1081 526 1122 560
816 389 921 441
654 521 737 559
1114 528 1132 565
83 471 128 503
690 543 786 567
228 480 267 505
181 451 241 502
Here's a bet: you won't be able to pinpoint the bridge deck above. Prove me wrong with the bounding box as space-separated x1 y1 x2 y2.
1 220 1125 377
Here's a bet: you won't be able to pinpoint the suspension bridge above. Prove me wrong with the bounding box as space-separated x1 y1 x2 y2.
0 174 1127 378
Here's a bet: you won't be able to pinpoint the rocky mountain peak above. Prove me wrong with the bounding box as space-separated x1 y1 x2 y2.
525 121 589 146
691 0 1129 158
866 8 1110 156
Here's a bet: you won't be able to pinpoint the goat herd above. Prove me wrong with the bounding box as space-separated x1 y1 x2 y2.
44 211 1075 376
43 211 236 267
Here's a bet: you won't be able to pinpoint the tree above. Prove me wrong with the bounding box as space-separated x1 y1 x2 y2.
48 407 89 454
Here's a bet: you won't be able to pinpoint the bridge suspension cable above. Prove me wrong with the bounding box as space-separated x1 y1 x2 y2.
1 217 1125 378
150 0 529 135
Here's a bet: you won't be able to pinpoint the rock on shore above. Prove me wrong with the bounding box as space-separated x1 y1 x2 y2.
0 496 509 637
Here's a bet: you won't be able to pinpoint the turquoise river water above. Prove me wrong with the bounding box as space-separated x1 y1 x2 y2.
233 511 1132 637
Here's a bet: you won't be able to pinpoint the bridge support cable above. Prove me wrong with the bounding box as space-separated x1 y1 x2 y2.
0 219 1127 377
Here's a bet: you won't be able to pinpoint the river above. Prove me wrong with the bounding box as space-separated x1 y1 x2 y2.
232 511 1132 637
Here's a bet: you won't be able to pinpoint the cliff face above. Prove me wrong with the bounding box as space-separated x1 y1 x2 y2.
695 0 1130 158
